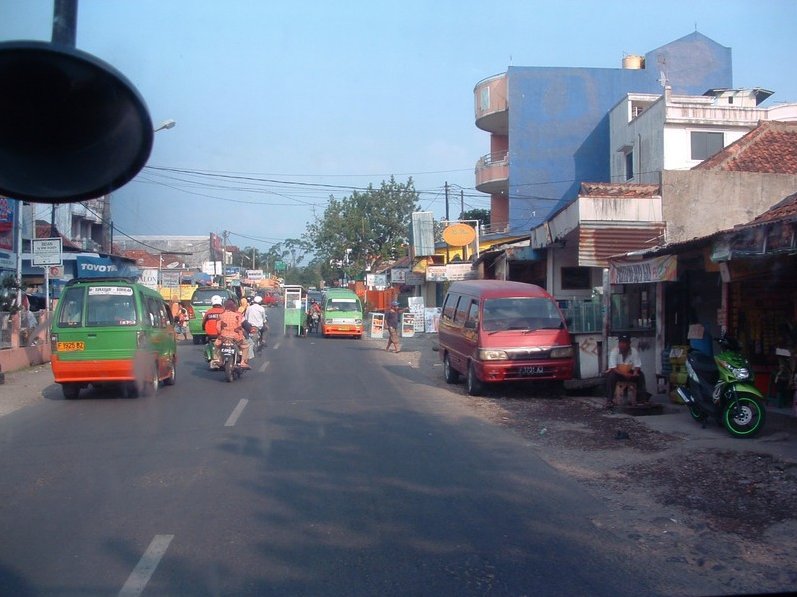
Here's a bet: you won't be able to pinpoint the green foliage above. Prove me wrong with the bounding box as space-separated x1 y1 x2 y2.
461 208 490 228
303 177 419 278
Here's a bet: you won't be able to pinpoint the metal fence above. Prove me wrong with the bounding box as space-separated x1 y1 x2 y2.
0 310 50 349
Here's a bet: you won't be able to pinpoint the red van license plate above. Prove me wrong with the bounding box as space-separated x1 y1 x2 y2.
518 366 544 375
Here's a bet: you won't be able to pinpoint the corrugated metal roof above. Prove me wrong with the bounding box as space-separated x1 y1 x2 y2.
579 223 666 267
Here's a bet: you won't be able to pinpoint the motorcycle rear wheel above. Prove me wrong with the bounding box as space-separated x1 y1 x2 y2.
723 394 765 438
225 359 234 382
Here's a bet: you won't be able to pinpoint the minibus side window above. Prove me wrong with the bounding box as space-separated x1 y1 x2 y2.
145 297 162 327
466 300 479 328
452 296 468 326
441 293 459 323
58 287 85 327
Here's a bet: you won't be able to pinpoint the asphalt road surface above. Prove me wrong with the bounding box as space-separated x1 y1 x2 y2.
0 310 709 596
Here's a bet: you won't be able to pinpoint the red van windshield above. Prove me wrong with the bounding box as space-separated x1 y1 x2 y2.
482 297 563 332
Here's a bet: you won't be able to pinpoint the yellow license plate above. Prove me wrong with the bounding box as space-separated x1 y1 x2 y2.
57 341 85 352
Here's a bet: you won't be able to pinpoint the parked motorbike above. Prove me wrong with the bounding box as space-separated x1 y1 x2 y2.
676 334 766 438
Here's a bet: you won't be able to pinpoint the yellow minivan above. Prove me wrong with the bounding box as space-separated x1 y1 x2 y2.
50 278 178 399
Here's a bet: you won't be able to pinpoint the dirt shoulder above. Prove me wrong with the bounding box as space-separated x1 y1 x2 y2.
400 335 797 595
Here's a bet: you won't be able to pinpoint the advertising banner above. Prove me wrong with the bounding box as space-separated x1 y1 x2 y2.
407 296 426 332
139 268 159 289
75 256 139 279
609 255 677 284
426 265 447 282
424 307 441 333
370 312 385 338
400 313 415 337
0 197 17 270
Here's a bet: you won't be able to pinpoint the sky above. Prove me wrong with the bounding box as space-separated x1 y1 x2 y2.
1 0 796 256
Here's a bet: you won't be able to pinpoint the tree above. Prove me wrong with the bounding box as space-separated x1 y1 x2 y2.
303 177 419 278
461 208 490 229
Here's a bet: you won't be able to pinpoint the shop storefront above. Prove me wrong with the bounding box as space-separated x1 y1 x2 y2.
607 254 678 395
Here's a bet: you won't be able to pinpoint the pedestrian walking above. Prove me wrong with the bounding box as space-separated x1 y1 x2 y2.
385 301 401 353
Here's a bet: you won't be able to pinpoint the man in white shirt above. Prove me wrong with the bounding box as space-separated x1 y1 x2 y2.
244 295 268 355
606 335 649 407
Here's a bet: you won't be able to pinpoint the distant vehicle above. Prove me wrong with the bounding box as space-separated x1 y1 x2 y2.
188 287 237 344
50 278 177 399
261 291 282 307
320 288 363 339
306 289 324 306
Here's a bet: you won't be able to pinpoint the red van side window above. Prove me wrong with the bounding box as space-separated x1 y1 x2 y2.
453 296 468 325
441 294 459 323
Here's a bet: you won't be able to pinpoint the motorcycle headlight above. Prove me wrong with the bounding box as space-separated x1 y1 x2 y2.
718 359 751 381
478 349 508 360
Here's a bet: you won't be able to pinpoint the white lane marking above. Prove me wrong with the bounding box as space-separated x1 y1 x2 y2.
118 534 174 597
273 340 280 350
258 360 270 373
225 398 249 427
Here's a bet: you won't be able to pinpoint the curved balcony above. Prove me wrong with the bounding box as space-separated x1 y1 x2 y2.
475 151 508 194
474 73 508 134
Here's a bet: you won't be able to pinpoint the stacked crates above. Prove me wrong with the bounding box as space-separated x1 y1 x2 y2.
668 345 690 403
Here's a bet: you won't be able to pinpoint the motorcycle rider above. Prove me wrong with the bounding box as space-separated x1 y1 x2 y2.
606 335 650 408
244 295 269 353
202 295 225 364
216 298 250 369
306 298 322 334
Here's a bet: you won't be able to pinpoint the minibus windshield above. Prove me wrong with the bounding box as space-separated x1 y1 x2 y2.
483 297 563 332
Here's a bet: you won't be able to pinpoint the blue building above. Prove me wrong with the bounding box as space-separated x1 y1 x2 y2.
474 32 732 234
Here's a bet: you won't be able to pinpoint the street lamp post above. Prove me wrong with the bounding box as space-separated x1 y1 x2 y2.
153 119 176 133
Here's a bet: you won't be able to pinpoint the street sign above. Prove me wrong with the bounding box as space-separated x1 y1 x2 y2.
32 237 62 266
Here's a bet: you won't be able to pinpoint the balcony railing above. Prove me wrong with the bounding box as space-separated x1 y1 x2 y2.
475 151 509 193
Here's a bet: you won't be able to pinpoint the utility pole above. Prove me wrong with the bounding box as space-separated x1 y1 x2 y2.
52 0 78 47
460 189 464 220
444 181 449 221
222 230 228 287
50 0 78 239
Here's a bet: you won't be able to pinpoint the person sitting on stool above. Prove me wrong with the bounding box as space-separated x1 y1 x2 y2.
606 335 650 408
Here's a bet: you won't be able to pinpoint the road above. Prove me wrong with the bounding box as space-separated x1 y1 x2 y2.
0 309 715 596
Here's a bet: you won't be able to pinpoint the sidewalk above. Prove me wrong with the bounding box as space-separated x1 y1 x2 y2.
0 363 55 417
371 330 797 447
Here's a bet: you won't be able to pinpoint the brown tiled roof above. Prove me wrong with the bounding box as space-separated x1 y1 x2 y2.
121 249 160 268
744 191 797 226
579 182 661 198
693 121 797 173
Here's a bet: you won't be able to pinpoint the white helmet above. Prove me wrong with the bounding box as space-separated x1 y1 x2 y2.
211 295 223 306
253 295 262 303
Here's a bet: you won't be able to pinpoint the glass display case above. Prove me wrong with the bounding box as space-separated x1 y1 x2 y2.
610 284 655 333
559 299 602 333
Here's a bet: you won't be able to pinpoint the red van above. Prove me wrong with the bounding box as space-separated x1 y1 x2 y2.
438 280 574 395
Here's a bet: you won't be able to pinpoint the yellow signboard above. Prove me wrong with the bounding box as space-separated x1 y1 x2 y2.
442 223 476 247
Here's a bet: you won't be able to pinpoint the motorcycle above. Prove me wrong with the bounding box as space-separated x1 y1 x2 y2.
676 334 766 438
308 311 320 334
218 338 245 382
